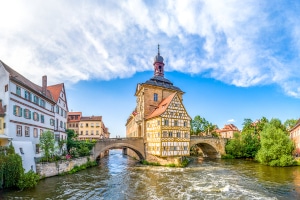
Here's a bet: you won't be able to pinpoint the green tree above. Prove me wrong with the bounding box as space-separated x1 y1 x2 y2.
58 139 66 155
284 118 298 130
17 170 40 190
225 132 244 158
191 115 217 136
256 118 295 166
67 129 79 152
77 143 91 157
225 118 263 159
242 118 254 132
254 117 269 134
241 130 260 158
39 130 55 161
66 129 96 158
0 144 39 190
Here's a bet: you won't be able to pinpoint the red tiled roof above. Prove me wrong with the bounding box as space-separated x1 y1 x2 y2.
146 92 177 119
216 124 239 133
80 116 102 121
67 112 82 122
0 60 54 102
68 112 82 115
47 83 64 102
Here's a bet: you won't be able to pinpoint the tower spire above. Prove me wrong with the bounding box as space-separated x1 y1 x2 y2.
153 45 165 77
158 44 160 55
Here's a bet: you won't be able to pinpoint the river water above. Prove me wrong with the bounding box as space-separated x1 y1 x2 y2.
1 149 300 200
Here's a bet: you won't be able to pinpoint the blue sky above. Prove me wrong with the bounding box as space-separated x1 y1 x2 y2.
1 1 300 136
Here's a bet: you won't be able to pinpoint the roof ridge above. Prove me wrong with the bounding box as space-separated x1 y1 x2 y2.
0 60 55 102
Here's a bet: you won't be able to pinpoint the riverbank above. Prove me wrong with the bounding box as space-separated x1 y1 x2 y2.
36 156 96 178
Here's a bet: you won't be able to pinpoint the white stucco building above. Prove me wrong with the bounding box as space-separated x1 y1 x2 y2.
0 60 68 172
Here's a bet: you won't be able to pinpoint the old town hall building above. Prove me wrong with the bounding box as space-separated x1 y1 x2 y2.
126 46 191 159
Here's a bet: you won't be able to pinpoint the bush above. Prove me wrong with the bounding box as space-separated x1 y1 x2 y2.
165 163 176 167
3 154 23 188
179 158 190 167
77 143 91 157
141 160 160 166
221 154 235 159
17 170 40 190
68 159 97 174
256 119 295 167
0 147 24 189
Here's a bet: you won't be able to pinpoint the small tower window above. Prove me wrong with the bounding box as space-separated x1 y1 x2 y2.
154 93 158 101
159 66 162 72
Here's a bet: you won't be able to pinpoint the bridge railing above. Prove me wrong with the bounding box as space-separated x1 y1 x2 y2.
96 137 144 142
190 135 219 139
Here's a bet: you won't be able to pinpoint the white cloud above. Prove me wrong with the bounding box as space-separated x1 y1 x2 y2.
0 0 300 97
227 119 235 123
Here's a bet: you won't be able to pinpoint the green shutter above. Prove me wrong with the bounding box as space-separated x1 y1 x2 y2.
19 107 22 117
13 105 16 115
23 109 26 118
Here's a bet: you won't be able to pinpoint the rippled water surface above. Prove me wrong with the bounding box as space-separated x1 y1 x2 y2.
1 150 300 199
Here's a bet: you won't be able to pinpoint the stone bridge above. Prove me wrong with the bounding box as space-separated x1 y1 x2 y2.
93 137 145 160
93 136 227 160
190 136 227 158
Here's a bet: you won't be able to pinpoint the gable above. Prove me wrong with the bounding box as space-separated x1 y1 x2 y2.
161 94 191 120
146 92 191 120
146 93 176 119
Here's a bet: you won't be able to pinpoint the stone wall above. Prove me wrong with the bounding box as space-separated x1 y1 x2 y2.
36 156 95 178
126 148 141 160
146 153 183 165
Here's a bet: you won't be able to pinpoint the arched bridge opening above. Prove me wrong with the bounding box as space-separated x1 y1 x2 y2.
190 136 227 159
93 138 145 163
190 143 220 158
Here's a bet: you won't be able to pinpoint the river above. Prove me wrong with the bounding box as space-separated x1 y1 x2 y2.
1 149 300 199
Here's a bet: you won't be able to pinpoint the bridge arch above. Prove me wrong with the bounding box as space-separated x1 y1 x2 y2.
93 138 145 162
95 143 145 161
190 137 227 158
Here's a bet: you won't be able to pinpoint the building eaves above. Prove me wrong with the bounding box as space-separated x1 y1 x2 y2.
80 116 102 121
143 76 182 92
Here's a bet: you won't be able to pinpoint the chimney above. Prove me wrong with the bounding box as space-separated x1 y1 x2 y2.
42 75 47 95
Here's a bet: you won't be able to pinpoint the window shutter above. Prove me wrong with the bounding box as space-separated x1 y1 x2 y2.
13 105 16 115
23 109 26 118
19 107 23 117
29 110 31 119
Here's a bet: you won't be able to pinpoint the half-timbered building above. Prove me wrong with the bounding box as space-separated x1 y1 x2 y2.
126 46 191 158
